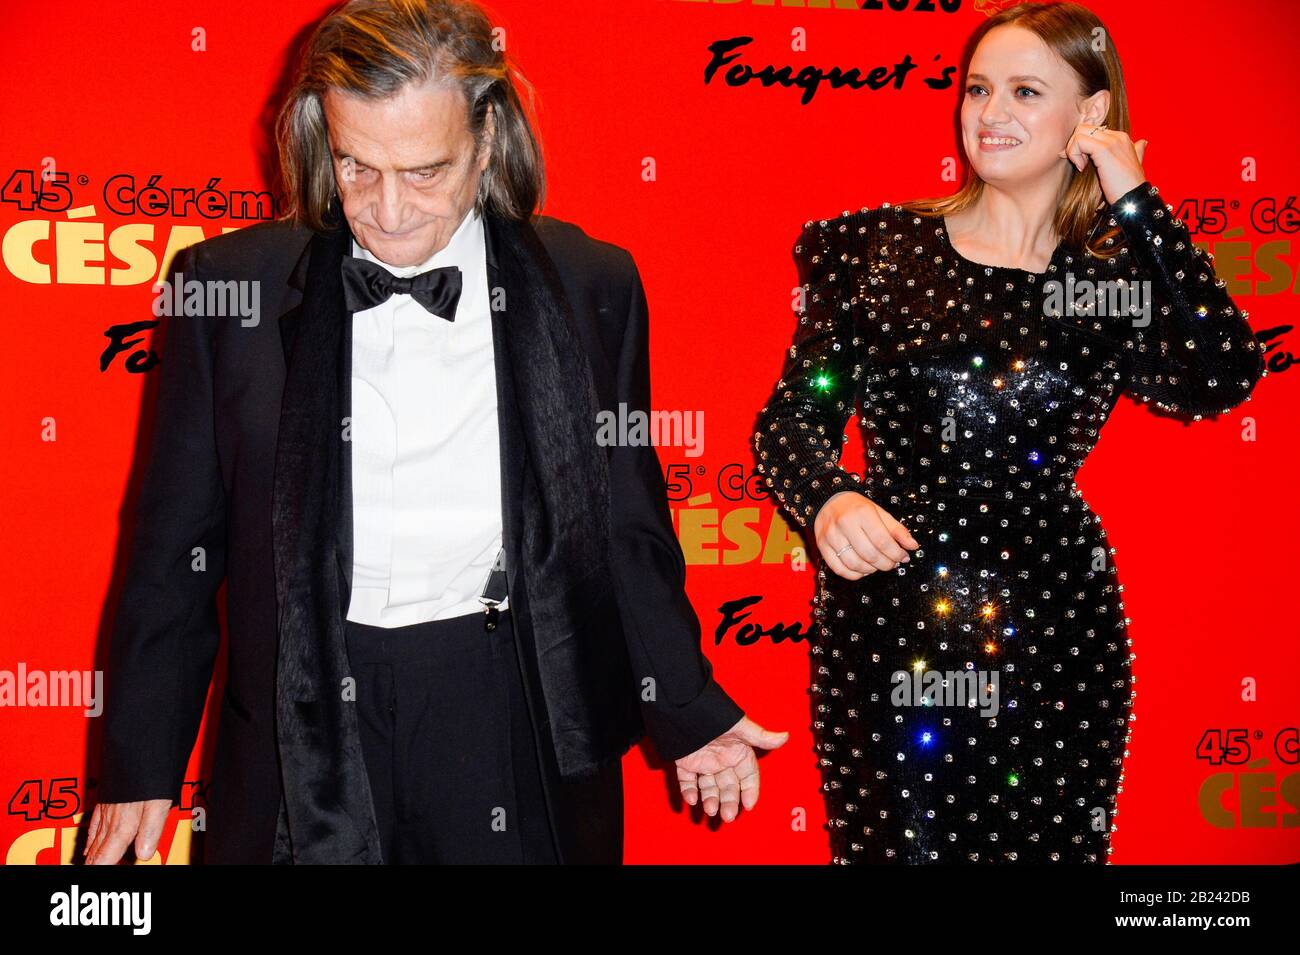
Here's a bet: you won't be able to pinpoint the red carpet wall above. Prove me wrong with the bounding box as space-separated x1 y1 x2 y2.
2 0 1297 864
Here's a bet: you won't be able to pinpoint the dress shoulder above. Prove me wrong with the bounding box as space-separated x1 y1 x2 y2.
796 201 912 268
799 200 909 232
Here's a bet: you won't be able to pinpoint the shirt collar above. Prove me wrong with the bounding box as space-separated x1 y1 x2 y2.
350 207 484 277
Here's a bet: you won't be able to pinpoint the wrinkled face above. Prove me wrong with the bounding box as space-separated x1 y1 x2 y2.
960 25 1106 187
324 77 494 267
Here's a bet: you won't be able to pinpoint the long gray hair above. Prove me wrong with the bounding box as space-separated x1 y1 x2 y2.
276 0 545 232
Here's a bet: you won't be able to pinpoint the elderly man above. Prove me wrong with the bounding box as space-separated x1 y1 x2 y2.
88 0 785 864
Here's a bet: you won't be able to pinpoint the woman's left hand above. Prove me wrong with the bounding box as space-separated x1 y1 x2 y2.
1059 122 1148 204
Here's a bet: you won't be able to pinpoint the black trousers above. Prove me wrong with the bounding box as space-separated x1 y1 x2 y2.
343 606 560 864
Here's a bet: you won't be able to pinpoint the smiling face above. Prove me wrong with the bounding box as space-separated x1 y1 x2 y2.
324 77 494 267
961 25 1106 189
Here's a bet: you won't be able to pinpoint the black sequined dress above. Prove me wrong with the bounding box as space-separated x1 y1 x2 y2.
754 181 1266 863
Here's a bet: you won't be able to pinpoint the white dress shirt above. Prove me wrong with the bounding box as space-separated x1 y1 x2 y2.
345 207 508 627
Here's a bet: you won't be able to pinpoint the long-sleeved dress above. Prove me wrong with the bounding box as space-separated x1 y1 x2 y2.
753 180 1267 863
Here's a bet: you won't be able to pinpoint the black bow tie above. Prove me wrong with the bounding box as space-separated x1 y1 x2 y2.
341 254 463 321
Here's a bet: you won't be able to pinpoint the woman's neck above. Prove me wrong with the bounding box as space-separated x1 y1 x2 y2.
947 183 1064 271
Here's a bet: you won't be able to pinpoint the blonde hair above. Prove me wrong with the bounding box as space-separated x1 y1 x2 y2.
900 1 1130 261
275 0 544 232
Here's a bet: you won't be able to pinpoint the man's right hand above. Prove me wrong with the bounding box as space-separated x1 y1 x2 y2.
814 490 919 580
84 799 173 865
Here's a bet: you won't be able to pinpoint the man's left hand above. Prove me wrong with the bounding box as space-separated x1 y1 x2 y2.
675 716 788 822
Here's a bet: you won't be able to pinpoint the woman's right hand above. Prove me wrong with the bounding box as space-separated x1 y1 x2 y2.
814 491 920 580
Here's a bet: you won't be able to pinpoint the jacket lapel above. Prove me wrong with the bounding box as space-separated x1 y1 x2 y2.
479 213 631 777
271 212 378 863
483 211 529 600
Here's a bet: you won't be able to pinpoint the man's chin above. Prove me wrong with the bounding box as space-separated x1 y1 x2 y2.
354 227 438 266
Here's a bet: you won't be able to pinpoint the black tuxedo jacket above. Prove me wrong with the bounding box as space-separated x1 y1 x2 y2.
98 208 744 863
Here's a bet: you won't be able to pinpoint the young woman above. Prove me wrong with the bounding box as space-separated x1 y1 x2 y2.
753 1 1266 864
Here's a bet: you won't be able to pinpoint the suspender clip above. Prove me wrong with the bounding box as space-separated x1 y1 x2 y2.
478 547 508 632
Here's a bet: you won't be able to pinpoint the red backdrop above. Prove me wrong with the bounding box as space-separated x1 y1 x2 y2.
2 0 1297 864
